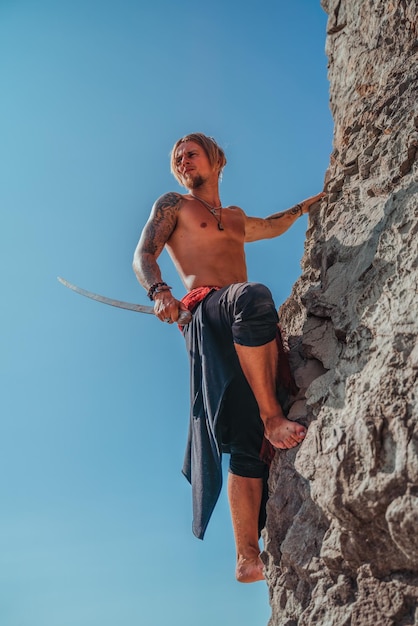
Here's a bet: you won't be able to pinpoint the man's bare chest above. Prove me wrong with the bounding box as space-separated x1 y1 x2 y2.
177 203 246 240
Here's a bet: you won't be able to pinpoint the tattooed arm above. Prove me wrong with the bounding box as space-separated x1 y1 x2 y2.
133 192 182 288
244 191 325 242
133 192 188 322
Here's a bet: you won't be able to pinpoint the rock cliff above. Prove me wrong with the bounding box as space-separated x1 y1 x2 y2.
263 1 418 624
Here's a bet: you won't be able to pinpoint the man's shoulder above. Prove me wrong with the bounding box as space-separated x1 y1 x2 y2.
225 204 246 216
153 192 186 210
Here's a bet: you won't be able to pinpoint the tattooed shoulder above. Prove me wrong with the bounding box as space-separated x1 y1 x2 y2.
153 192 183 216
151 192 183 228
141 193 183 255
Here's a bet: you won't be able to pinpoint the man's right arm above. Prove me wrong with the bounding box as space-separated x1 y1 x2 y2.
132 192 186 322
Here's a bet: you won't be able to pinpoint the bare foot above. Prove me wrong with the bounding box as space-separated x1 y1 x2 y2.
264 414 307 449
236 555 265 583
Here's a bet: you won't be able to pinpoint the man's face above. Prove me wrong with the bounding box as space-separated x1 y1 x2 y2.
174 141 215 189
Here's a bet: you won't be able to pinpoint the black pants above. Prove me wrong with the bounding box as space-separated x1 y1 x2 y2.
201 282 279 478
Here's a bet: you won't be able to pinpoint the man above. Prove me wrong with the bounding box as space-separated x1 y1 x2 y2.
132 133 324 583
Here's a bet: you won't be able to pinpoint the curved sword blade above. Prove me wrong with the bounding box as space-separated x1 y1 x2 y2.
58 276 155 314
57 276 192 324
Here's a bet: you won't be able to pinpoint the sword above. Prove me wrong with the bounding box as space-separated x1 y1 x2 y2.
57 276 192 325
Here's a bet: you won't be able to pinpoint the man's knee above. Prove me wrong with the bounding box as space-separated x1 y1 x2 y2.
232 283 278 347
229 453 268 479
234 282 273 305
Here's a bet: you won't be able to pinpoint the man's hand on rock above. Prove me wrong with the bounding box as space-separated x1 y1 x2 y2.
301 191 326 214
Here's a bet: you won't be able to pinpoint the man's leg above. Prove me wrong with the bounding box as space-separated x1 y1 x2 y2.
202 284 306 581
228 473 265 583
205 282 306 449
234 339 306 449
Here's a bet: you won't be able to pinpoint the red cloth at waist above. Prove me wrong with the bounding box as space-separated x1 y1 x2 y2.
181 286 221 312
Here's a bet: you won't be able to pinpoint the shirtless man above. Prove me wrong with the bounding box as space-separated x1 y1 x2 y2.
133 133 324 583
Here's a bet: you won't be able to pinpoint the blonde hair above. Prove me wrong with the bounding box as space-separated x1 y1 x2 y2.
170 133 227 185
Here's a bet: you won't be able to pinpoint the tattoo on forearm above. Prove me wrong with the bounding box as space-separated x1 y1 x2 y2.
289 203 303 216
266 203 303 221
139 257 160 285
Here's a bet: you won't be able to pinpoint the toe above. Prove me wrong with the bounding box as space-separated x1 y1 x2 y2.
275 441 287 449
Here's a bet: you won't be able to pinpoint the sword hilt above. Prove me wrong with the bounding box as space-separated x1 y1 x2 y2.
177 309 192 325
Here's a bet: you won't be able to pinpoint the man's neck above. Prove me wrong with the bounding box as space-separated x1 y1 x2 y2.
187 180 221 207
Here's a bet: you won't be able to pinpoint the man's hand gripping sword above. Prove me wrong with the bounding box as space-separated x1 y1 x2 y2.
57 277 192 325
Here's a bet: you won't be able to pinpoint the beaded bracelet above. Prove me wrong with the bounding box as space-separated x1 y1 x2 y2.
147 281 172 301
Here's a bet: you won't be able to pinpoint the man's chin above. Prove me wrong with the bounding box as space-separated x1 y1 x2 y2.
184 175 205 189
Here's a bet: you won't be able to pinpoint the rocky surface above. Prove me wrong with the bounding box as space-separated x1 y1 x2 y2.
263 1 418 624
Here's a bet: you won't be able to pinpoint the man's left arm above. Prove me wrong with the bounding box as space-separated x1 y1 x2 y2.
244 191 325 242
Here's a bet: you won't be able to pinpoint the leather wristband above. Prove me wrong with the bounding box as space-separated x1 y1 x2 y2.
147 282 172 301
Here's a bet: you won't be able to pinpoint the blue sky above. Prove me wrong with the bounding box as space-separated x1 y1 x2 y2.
1 2 332 625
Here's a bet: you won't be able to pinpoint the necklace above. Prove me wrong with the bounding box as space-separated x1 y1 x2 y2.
190 193 224 231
